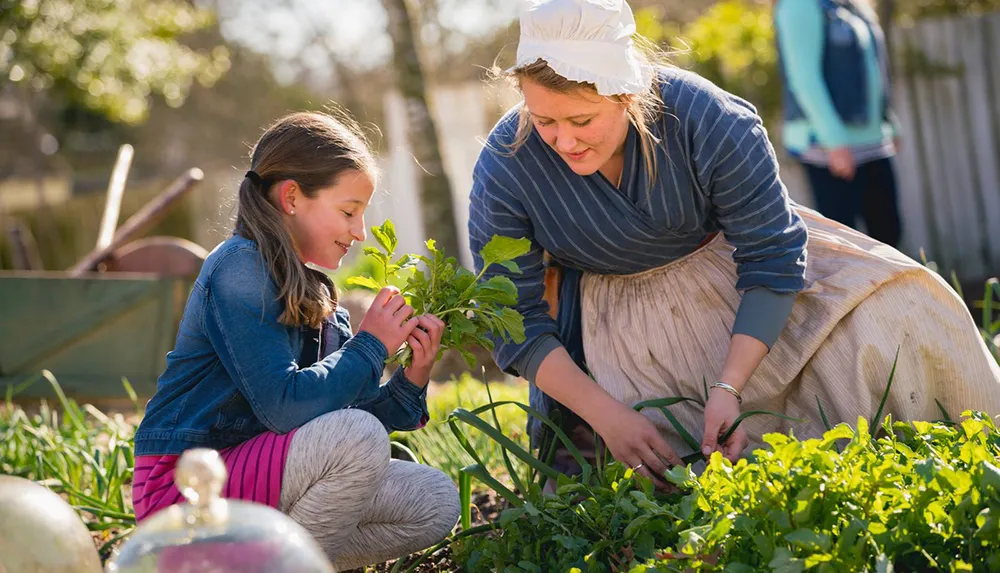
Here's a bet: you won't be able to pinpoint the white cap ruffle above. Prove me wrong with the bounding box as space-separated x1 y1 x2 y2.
514 0 654 96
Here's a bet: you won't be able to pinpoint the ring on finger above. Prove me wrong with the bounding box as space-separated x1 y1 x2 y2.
632 463 644 472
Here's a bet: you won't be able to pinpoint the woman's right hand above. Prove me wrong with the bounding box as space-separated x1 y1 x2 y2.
358 287 418 353
590 400 683 487
828 147 856 181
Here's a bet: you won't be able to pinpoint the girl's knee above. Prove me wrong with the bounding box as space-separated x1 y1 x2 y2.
300 409 390 474
313 409 388 446
424 467 460 533
341 409 390 446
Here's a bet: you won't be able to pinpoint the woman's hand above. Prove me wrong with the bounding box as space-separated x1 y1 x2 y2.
591 400 683 488
403 314 445 388
828 146 856 181
700 389 748 463
358 287 418 354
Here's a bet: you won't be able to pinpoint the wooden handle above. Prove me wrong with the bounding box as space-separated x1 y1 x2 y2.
96 144 134 251
68 168 204 276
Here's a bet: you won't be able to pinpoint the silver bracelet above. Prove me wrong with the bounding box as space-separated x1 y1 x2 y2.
710 382 743 404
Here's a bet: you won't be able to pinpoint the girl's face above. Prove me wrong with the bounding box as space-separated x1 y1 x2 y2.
520 78 631 176
275 169 374 270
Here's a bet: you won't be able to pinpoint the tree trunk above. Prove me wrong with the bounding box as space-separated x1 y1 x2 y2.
382 0 461 259
879 0 896 65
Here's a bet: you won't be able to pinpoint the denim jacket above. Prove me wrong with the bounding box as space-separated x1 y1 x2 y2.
134 234 428 456
776 0 894 137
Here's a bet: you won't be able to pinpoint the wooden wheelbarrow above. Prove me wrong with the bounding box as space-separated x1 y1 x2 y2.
1 145 208 403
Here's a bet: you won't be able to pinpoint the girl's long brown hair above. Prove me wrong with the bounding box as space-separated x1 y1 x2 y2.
236 111 377 329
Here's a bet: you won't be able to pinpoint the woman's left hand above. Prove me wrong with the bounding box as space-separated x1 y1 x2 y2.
403 314 445 388
701 389 748 463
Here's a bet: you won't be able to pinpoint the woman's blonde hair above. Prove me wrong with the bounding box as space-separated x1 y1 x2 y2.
236 111 377 329
494 36 671 183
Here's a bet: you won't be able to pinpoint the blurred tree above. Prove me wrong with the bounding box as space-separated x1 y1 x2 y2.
0 0 232 190
0 0 230 125
636 1 782 126
383 0 461 259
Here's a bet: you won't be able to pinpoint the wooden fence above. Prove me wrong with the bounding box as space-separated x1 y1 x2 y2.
893 11 1000 280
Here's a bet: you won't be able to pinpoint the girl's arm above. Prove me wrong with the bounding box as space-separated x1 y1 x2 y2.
203 247 388 434
351 367 429 432
332 307 430 432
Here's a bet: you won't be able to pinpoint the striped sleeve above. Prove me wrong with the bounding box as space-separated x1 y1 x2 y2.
468 147 560 375
684 79 808 293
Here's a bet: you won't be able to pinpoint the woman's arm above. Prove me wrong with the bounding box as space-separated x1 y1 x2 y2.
534 347 684 478
469 149 682 482
685 75 809 459
468 158 559 376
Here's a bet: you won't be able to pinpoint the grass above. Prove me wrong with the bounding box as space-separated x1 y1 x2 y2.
393 373 530 491
1 370 138 561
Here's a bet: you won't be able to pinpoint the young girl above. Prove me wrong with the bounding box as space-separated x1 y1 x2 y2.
133 111 459 569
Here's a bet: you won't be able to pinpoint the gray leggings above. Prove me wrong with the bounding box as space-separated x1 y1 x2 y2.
278 409 459 570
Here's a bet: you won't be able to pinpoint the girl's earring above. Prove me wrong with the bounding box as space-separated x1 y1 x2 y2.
289 210 295 215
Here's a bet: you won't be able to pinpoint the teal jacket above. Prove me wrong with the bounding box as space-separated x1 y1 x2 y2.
774 0 900 156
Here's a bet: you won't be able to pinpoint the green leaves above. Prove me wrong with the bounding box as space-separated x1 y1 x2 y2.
372 219 399 255
347 219 528 367
448 392 1000 573
1 0 231 124
645 412 1000 572
346 275 381 291
480 235 530 273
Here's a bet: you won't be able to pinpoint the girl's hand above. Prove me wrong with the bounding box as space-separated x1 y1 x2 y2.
403 314 445 388
358 287 418 354
701 388 748 463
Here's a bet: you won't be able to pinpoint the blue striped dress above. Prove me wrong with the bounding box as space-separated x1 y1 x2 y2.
468 68 809 425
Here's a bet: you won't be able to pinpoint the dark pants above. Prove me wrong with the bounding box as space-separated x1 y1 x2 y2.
803 157 903 247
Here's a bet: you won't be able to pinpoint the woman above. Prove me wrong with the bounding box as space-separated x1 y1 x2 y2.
468 0 1000 483
774 0 903 247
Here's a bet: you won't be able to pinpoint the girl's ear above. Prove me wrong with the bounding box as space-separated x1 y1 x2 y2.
277 180 298 215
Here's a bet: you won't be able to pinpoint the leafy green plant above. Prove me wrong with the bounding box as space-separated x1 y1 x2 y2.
649 412 1000 572
395 357 999 573
391 373 794 572
977 278 1000 361
347 219 529 368
442 401 1000 572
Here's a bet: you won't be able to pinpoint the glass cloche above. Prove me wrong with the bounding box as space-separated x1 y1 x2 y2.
107 448 335 573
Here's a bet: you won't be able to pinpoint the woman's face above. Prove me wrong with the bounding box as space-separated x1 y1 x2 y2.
274 169 374 271
520 77 631 176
